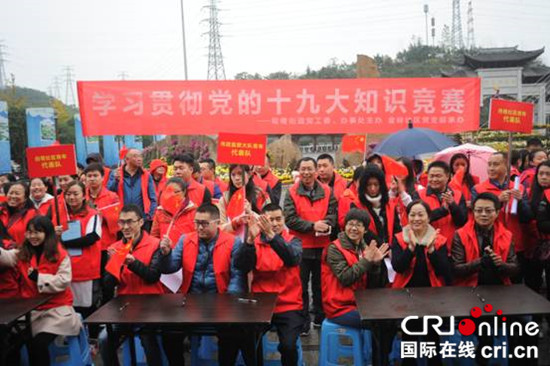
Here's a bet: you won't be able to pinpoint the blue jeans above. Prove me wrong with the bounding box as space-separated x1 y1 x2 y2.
329 309 362 329
99 326 163 366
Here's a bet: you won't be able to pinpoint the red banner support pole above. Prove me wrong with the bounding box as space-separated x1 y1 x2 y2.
52 176 60 226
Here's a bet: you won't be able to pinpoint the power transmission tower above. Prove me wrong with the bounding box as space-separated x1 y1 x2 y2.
451 0 464 49
467 1 475 49
52 77 62 100
204 0 226 80
0 43 8 89
118 71 129 80
63 66 76 106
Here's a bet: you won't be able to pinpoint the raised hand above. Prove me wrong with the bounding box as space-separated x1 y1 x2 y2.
160 235 172 255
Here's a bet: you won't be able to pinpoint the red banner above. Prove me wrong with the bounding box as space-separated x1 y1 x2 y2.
77 78 480 135
217 133 267 166
342 134 367 153
26 145 77 178
489 98 534 134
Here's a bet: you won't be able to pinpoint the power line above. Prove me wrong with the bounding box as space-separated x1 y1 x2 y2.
204 0 226 80
63 66 76 106
452 0 464 49
118 71 129 80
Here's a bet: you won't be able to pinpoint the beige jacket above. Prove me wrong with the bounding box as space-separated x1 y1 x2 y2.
0 248 82 336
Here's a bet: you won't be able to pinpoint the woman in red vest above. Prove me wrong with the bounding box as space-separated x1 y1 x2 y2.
218 164 270 234
322 209 389 328
392 200 450 288
520 148 548 189
0 181 37 245
0 216 81 366
0 219 19 298
151 177 197 247
526 160 550 301
149 159 168 201
57 181 102 317
449 153 480 209
30 178 55 216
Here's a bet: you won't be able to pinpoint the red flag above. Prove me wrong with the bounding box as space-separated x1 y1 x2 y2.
342 134 366 154
99 203 122 233
160 185 183 215
381 156 409 185
105 240 132 282
119 145 128 160
449 167 466 191
226 187 245 219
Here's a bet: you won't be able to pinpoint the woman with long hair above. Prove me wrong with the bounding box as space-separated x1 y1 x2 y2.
449 153 480 209
0 181 37 245
218 164 270 233
521 149 548 189
56 180 102 317
0 216 81 366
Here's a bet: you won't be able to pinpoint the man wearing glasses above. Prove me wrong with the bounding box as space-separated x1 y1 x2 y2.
451 192 520 287
159 203 248 365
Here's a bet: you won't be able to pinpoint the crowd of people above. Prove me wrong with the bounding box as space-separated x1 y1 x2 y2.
0 136 549 366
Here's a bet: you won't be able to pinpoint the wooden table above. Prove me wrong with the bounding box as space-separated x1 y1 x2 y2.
86 293 278 366
0 297 51 365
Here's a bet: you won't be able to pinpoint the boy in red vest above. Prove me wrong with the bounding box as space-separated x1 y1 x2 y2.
172 154 212 206
419 161 468 251
107 148 157 231
284 157 337 334
159 203 249 366
234 203 304 366
452 192 520 286
99 204 174 366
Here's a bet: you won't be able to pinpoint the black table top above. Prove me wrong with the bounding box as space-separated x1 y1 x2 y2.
356 285 550 322
0 297 51 327
85 293 278 326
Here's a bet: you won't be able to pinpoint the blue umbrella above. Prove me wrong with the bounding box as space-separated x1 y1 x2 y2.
373 123 457 157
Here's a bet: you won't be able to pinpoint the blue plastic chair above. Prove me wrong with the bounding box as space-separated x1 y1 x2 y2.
262 329 304 366
319 319 368 366
48 334 87 366
190 335 246 366
122 335 169 366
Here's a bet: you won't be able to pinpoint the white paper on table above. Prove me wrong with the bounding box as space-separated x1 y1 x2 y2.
160 269 183 293
511 176 520 215
384 258 396 283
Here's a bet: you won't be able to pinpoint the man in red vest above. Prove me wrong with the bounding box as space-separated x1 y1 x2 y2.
159 203 250 365
452 192 519 286
284 157 337 334
254 153 282 204
199 158 228 193
234 203 304 365
471 152 530 259
172 154 212 206
107 148 157 231
100 204 172 366
317 153 348 202
419 161 468 250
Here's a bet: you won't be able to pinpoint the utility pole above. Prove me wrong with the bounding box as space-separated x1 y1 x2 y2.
0 43 8 89
52 77 62 100
118 71 129 80
180 0 189 80
63 66 76 106
423 4 429 46
431 17 436 46
452 0 464 49
204 0 226 80
467 1 475 49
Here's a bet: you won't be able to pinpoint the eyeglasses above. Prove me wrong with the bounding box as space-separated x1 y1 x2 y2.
194 219 219 228
117 219 140 227
473 208 496 214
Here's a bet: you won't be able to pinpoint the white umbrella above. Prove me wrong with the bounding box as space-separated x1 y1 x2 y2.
433 143 496 182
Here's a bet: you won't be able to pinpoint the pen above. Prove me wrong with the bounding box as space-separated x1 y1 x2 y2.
119 302 130 311
238 298 258 304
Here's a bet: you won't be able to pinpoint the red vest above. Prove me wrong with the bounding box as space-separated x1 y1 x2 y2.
288 182 332 249
18 245 73 310
331 172 348 202
418 187 463 251
473 180 526 252
153 177 167 201
454 220 513 286
103 167 111 188
186 179 207 207
36 197 54 216
251 231 302 314
321 240 367 318
112 232 164 295
66 208 101 282
0 241 19 298
392 232 446 288
117 167 152 216
337 188 358 229
181 231 235 294
520 168 536 189
0 206 37 246
253 175 270 195
88 188 120 251
152 205 196 247
261 170 281 191
366 199 398 246
215 178 228 193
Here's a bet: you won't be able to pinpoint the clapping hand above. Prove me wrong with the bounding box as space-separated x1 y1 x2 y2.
363 240 390 263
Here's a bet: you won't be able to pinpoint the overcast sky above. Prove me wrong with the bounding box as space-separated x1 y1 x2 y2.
1 0 549 100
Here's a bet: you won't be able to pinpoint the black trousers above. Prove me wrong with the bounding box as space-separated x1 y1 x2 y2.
300 257 324 322
271 310 305 366
27 332 57 366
